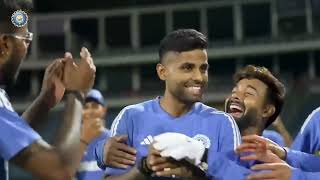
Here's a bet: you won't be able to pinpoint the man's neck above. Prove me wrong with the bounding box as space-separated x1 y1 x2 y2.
241 126 264 136
160 91 193 118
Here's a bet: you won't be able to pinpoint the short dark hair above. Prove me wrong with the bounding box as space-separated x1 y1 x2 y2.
233 65 286 128
0 0 33 31
158 29 207 63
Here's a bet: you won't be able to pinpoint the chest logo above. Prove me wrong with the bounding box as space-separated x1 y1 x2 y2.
193 134 211 148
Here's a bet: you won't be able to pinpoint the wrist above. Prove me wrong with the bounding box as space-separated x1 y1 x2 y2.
137 156 153 176
65 90 85 105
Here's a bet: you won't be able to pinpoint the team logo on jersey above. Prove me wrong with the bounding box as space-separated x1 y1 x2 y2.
11 10 28 28
193 134 211 148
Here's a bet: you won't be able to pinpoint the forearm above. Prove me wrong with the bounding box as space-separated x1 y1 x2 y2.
286 149 320 172
22 94 51 128
291 168 320 180
106 167 147 180
207 152 251 179
53 93 84 175
274 124 292 146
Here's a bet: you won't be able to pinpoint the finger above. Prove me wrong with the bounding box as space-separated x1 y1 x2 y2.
80 47 94 66
149 145 161 156
110 155 135 166
242 135 268 144
240 154 259 161
112 148 136 162
115 142 137 155
55 60 65 79
247 171 276 180
108 160 130 169
81 47 91 58
46 59 62 74
251 163 278 171
64 52 73 59
149 156 169 166
151 162 179 172
48 60 64 78
155 167 183 177
114 135 128 142
236 143 258 153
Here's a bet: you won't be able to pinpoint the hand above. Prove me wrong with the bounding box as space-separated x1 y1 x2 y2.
81 117 104 144
154 162 195 178
63 47 96 93
39 59 65 109
147 145 203 179
247 163 293 180
103 135 137 169
236 135 285 163
146 145 179 173
153 132 205 166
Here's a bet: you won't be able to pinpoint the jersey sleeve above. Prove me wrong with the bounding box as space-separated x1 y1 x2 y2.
104 107 135 176
291 109 320 154
291 168 320 180
286 149 320 172
0 108 41 160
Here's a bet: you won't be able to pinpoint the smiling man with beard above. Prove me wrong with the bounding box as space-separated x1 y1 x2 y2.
225 65 286 142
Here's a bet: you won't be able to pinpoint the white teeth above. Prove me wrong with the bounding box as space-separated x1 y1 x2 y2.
230 104 242 111
192 87 201 90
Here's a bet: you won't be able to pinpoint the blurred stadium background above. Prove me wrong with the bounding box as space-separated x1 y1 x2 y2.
9 0 320 178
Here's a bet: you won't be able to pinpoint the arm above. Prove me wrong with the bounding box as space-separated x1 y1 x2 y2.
51 93 85 174
0 105 76 180
291 110 320 154
272 117 292 147
12 94 101 179
291 168 320 180
102 108 148 180
285 149 320 172
246 163 320 180
22 59 65 128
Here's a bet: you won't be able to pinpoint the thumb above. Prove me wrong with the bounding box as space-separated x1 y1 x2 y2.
114 135 128 142
80 47 91 59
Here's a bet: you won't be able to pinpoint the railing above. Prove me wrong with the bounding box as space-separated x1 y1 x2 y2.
26 0 316 64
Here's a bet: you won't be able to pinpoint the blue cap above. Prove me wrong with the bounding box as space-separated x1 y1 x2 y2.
85 89 105 106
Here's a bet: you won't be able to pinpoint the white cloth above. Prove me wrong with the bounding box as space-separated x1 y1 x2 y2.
153 132 205 166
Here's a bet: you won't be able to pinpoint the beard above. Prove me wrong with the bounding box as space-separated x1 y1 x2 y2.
1 55 22 88
168 80 207 105
236 108 260 134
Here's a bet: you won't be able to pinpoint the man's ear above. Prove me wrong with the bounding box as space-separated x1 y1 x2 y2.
262 104 275 120
156 63 167 81
0 34 12 60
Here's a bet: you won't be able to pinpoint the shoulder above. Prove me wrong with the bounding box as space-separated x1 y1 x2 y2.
195 102 235 122
119 99 156 116
300 107 320 133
